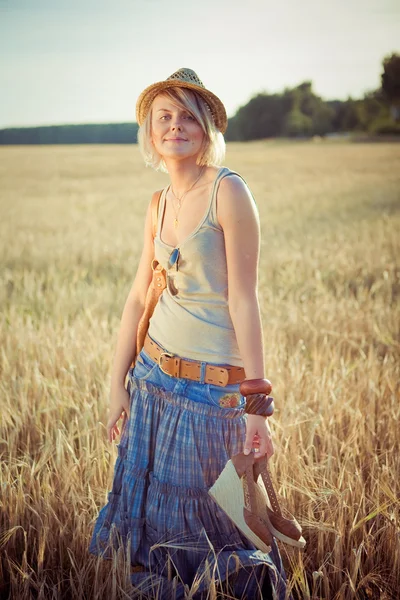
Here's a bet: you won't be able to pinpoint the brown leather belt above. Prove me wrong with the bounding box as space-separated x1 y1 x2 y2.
143 334 245 387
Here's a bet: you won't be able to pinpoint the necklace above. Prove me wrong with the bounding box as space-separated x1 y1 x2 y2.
170 167 205 228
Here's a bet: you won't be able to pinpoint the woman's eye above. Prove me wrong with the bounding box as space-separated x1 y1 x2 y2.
159 113 195 121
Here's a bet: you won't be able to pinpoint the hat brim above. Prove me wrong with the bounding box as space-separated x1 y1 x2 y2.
136 79 227 134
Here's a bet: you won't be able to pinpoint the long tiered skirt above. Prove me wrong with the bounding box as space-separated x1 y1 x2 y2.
89 342 291 599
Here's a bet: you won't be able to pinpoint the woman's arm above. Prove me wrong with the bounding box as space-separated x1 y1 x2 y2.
217 174 264 379
217 174 273 459
110 199 154 390
106 198 155 442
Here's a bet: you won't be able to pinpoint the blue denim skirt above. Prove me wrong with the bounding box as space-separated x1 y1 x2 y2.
89 336 290 599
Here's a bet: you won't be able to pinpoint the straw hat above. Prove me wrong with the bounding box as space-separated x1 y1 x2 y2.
135 68 228 134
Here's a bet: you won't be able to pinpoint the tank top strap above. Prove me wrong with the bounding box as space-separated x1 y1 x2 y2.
207 167 252 229
156 185 169 236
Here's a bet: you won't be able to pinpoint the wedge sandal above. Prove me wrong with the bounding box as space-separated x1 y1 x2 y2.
209 452 273 553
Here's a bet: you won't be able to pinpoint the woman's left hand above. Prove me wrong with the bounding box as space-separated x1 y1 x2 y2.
243 414 274 459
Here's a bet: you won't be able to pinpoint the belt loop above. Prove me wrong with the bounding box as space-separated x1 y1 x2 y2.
200 361 207 384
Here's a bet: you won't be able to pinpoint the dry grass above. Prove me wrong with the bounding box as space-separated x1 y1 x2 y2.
0 140 399 599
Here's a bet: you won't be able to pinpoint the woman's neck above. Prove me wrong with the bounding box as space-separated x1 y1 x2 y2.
164 159 207 198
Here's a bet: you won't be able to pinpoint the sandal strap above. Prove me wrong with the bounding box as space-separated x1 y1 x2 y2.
244 460 258 514
232 453 258 514
255 458 282 516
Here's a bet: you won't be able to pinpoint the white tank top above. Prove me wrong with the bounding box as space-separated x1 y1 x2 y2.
148 166 251 367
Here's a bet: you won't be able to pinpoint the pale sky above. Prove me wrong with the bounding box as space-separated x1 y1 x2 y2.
0 0 399 128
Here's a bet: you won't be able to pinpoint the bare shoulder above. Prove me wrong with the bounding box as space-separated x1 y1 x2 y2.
143 188 163 242
217 173 258 226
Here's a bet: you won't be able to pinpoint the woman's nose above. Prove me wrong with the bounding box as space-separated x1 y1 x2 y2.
171 117 182 130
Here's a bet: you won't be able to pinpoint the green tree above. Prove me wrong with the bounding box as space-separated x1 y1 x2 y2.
332 98 360 132
381 52 400 121
231 93 291 140
292 82 335 135
283 106 313 137
356 89 389 131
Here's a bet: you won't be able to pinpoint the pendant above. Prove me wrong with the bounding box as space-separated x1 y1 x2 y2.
174 218 178 228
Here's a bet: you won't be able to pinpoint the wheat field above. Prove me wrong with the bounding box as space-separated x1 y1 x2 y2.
0 141 399 599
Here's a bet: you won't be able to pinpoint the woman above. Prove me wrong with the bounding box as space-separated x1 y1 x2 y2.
89 68 290 599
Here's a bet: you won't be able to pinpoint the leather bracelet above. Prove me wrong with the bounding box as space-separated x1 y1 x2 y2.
239 378 272 397
245 393 275 417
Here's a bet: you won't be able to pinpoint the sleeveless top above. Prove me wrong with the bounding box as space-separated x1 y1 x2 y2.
148 166 252 367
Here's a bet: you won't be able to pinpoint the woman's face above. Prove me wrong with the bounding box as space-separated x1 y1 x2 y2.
150 93 205 163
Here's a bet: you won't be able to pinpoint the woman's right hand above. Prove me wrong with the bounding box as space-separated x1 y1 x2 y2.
106 385 131 443
243 414 274 460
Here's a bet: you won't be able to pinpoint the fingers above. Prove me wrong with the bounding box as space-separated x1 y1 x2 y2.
106 388 131 442
244 430 266 456
106 405 132 443
243 426 256 455
247 418 274 460
107 423 118 443
255 431 274 460
256 435 267 458
106 414 123 443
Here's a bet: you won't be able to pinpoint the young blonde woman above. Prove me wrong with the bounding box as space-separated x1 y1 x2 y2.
89 68 291 599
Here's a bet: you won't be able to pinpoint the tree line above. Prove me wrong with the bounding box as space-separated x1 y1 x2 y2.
1 53 399 145
0 122 139 145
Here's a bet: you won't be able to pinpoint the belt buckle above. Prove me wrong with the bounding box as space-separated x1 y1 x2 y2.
159 351 174 376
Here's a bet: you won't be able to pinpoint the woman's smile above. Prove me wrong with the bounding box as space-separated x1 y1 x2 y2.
151 94 205 162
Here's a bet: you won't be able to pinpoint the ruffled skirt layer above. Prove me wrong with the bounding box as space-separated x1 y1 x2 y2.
89 375 290 599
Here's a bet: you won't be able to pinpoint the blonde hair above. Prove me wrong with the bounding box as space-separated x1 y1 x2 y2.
137 88 226 173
